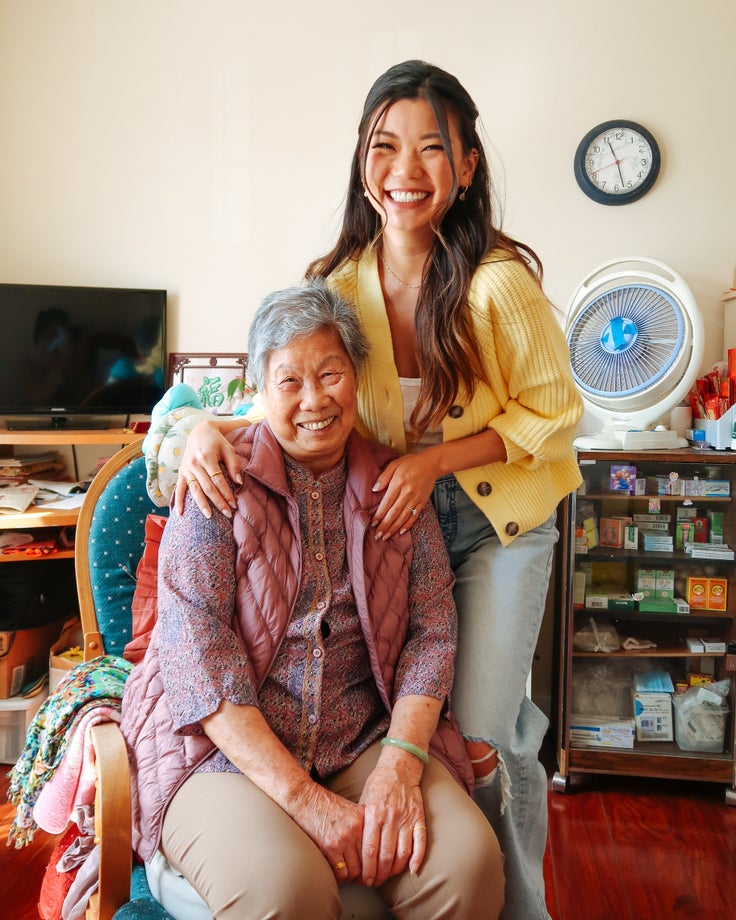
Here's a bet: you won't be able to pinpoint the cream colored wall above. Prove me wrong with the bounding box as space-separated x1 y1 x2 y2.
1 1 734 358
1 0 735 714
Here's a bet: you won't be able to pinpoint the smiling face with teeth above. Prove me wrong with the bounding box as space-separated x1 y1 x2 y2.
363 97 477 244
260 326 360 475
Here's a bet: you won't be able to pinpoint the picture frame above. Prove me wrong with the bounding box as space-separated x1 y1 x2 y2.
168 352 252 415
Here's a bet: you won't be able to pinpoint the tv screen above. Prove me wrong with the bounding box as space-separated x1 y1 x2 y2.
0 283 167 424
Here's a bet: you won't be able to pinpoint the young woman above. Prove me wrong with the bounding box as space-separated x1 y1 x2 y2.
166 60 582 919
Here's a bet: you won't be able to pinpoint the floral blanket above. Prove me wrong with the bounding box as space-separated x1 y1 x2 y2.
6 655 131 848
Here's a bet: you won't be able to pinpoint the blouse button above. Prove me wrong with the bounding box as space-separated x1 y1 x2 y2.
317 601 327 610
307 713 317 725
310 491 320 500
312 647 323 659
477 481 492 497
448 405 464 419
314 552 324 561
505 522 519 537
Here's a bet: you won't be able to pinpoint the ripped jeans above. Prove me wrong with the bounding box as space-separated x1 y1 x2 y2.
432 474 556 920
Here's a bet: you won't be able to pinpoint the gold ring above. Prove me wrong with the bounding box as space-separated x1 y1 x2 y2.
186 479 197 486
405 505 417 516
210 470 224 478
414 824 427 832
334 860 346 871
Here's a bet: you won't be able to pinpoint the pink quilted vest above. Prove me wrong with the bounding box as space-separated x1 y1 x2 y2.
120 423 473 861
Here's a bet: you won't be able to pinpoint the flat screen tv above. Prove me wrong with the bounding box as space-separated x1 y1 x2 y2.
0 283 167 428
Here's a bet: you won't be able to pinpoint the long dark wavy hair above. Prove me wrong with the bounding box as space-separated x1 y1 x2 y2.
306 59 543 438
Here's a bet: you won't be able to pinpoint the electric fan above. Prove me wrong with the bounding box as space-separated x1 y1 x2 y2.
565 257 704 450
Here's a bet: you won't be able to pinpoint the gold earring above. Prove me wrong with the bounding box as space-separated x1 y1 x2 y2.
459 183 471 201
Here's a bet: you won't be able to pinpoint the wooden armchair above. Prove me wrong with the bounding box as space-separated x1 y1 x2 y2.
75 439 173 920
75 440 389 920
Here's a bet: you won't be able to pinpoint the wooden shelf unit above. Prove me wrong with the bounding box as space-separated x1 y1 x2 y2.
0 429 142 559
554 448 736 805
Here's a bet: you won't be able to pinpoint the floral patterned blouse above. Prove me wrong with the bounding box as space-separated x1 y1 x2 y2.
158 452 457 780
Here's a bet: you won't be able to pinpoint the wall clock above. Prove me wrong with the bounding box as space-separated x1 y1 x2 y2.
574 119 661 205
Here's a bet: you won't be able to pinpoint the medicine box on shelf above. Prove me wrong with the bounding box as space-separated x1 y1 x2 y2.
569 715 635 749
0 692 46 764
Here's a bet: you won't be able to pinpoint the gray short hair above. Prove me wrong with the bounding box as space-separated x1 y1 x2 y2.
247 281 369 390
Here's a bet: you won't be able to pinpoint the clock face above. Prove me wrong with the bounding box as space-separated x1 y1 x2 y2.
574 120 661 205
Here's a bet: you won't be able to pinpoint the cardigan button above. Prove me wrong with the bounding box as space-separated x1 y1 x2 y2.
448 405 464 419
477 481 492 497
505 522 520 537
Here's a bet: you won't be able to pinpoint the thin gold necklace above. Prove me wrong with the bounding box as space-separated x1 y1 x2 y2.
380 254 422 289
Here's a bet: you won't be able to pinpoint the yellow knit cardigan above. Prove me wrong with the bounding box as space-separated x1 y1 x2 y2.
327 247 583 546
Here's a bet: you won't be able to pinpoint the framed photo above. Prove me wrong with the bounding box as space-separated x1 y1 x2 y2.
168 353 253 415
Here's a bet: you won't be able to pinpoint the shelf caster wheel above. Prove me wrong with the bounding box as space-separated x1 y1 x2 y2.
725 788 736 808
552 772 570 794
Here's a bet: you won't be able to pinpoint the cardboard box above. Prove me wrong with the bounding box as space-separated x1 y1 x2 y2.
638 598 678 614
599 517 626 548
573 570 586 608
637 568 658 598
687 577 709 610
675 521 695 549
655 569 675 598
0 617 67 699
706 509 724 544
633 691 673 741
610 465 636 494
703 480 730 497
707 578 728 612
570 715 635 749
700 638 727 654
692 517 708 542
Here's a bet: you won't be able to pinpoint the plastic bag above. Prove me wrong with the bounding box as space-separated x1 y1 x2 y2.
673 679 730 753
573 618 620 653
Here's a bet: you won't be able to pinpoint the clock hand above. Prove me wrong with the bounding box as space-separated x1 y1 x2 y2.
607 140 625 186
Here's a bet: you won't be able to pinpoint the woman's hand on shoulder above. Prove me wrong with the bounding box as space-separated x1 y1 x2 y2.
370 451 442 540
174 418 244 517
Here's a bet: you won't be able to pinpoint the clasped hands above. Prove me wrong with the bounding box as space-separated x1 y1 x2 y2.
297 755 428 888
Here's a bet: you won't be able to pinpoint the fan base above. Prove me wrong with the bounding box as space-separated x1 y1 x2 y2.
574 429 687 451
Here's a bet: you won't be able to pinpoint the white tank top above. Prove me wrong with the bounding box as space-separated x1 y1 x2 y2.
399 377 443 453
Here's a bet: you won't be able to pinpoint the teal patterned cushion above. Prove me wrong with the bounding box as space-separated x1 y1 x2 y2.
88 456 168 658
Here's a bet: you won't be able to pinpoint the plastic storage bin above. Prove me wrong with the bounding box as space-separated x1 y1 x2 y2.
0 692 46 764
673 692 728 753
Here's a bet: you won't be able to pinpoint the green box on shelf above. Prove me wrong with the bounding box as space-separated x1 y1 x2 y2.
637 598 678 614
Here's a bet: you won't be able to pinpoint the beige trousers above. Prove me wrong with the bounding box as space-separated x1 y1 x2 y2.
161 741 504 920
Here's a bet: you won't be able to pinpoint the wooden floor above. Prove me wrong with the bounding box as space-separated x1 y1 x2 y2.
3 746 736 920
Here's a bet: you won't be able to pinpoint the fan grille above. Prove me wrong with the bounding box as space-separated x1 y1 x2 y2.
568 284 685 399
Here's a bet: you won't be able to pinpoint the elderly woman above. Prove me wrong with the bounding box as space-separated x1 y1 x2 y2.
119 281 503 920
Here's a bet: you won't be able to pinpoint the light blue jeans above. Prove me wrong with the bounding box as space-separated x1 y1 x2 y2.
432 474 556 920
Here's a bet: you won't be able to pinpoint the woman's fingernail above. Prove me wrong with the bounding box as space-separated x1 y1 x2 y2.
375 531 383 541
372 482 381 492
